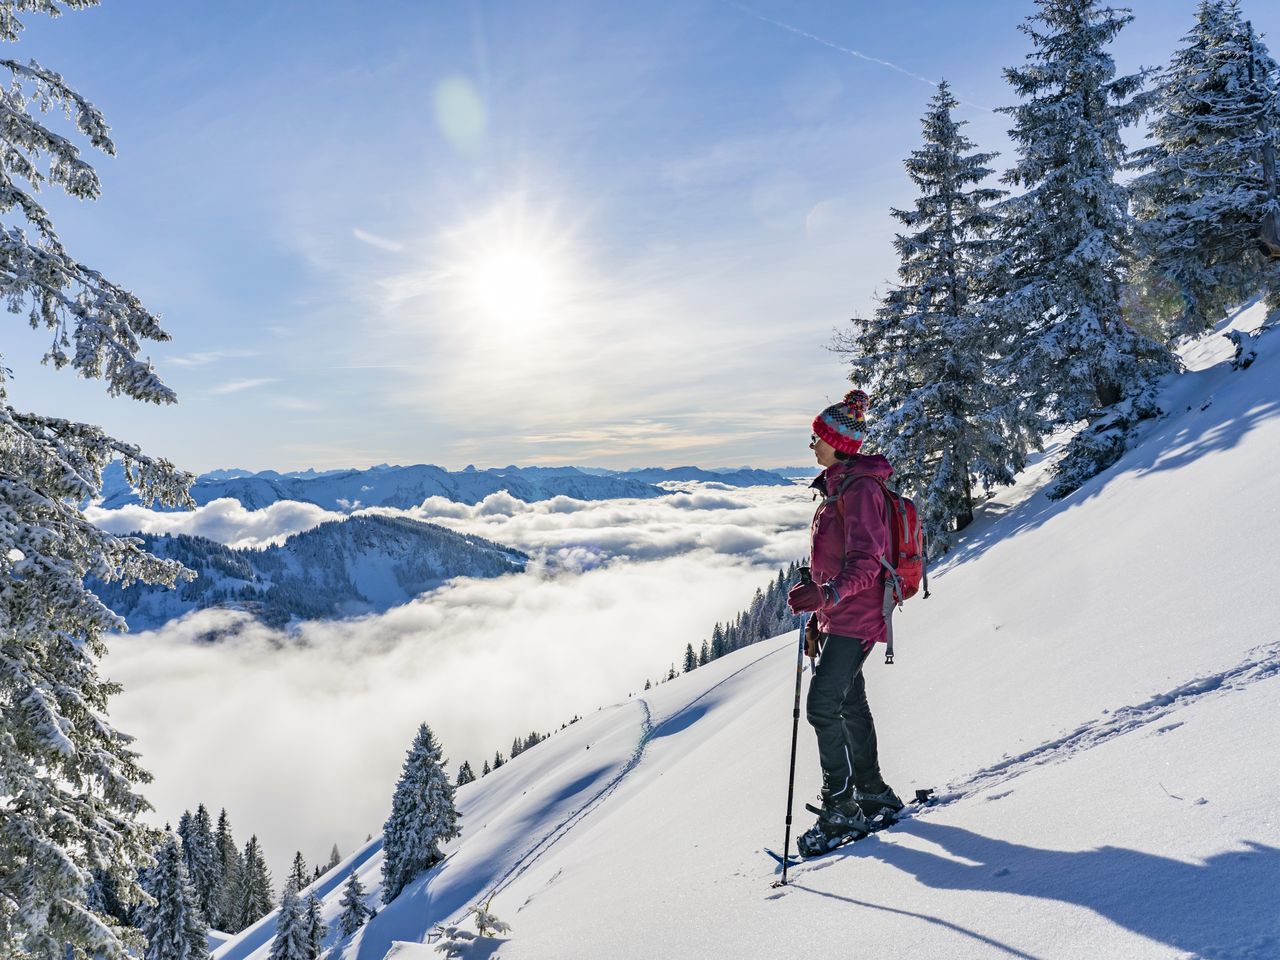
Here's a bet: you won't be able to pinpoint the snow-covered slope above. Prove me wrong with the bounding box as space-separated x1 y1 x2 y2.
214 305 1280 960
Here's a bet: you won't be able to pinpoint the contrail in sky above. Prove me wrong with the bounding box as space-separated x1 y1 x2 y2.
725 1 995 114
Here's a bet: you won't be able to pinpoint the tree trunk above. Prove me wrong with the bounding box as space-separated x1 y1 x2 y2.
1095 379 1122 407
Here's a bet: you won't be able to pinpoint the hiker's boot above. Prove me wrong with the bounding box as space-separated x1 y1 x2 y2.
856 784 905 823
796 793 870 857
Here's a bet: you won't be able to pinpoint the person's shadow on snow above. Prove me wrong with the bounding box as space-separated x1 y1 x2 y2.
856 820 1280 958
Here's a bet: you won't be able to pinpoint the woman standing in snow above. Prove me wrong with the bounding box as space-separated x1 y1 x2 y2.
786 389 903 856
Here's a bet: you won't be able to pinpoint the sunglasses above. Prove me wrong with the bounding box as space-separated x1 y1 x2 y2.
809 433 818 448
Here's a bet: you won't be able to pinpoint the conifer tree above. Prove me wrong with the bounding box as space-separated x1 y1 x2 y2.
177 806 218 927
0 3 195 956
1131 0 1280 332
456 761 476 785
510 736 524 758
682 643 697 673
381 723 461 904
711 623 726 660
267 889 308 960
303 893 326 959
236 836 274 930
327 845 342 871
493 750 505 769
481 759 491 776
838 81 1017 545
698 639 710 666
286 852 309 895
994 0 1172 465
139 836 208 960
337 871 373 938
212 809 244 932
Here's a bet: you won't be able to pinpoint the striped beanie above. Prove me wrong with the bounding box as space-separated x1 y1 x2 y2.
812 389 869 456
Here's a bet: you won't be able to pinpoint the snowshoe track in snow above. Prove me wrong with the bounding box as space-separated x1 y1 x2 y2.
934 639 1280 807
453 644 786 921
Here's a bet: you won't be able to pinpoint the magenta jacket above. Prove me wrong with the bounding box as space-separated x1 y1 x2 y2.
808 454 894 649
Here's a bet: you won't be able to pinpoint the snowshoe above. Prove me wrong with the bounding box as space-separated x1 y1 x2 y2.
796 796 869 857
856 785 905 825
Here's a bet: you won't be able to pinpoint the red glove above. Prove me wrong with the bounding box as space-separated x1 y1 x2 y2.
787 581 826 614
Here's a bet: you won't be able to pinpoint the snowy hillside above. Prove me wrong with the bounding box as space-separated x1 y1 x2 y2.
92 515 527 630
213 306 1280 960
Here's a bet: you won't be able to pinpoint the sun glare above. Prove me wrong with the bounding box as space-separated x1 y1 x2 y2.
446 197 575 340
462 244 561 333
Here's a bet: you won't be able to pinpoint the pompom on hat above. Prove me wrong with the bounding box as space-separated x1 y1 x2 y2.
812 389 870 456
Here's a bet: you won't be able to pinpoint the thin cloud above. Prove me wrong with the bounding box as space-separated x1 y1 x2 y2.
725 1 995 113
209 377 278 396
353 227 407 253
168 349 259 368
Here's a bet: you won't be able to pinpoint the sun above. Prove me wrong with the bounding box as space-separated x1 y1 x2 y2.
446 197 575 339
461 244 561 334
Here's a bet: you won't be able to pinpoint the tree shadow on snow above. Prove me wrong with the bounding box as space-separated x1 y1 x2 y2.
849 821 1280 958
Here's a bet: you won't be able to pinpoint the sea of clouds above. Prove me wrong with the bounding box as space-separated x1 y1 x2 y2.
97 481 815 880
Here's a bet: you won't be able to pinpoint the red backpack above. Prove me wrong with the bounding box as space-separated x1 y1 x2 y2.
830 474 931 663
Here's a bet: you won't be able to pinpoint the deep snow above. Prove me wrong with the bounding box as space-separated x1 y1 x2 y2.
213 303 1280 960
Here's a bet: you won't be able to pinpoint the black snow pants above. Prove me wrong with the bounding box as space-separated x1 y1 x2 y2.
805 632 885 801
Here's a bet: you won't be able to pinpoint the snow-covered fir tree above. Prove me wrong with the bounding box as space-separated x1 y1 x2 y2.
993 0 1173 495
327 845 341 871
303 893 326 959
177 805 218 927
682 643 697 673
236 836 274 930
492 750 505 769
836 81 1018 546
286 851 309 895
481 759 491 776
337 871 373 938
267 889 309 960
456 760 476 785
138 836 208 960
0 3 196 957
1131 0 1280 333
698 639 710 665
382 723 461 903
212 809 244 932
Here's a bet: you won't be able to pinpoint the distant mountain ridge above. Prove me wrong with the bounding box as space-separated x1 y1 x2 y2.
98 462 791 512
92 514 528 631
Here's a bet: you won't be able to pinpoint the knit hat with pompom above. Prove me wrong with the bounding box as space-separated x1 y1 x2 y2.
812 389 869 456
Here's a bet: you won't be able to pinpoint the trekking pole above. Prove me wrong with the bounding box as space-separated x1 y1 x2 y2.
773 567 811 888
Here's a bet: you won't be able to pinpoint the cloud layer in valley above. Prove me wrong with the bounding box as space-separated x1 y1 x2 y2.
99 482 814 878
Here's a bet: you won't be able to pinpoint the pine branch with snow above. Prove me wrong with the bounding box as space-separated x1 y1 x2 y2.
0 2 197 956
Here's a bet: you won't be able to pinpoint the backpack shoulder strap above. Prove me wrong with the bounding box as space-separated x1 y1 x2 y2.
825 472 887 519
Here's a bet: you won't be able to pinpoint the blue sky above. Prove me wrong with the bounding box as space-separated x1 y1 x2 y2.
9 0 1278 471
